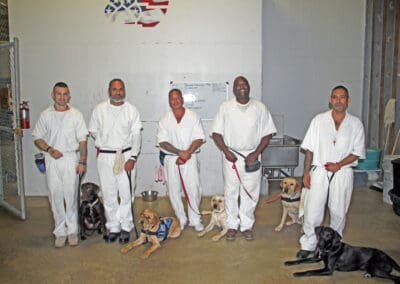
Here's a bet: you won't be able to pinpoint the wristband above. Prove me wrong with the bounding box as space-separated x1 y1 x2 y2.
79 161 87 166
45 146 52 152
129 155 137 161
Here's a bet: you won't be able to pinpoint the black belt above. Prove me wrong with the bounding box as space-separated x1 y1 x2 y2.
99 147 131 154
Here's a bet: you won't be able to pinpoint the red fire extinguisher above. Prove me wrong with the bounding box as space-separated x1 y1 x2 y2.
20 101 30 129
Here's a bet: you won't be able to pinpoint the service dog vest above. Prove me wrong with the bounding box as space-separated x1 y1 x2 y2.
141 217 173 241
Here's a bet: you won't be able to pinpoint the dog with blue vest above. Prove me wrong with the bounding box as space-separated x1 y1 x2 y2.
120 208 181 258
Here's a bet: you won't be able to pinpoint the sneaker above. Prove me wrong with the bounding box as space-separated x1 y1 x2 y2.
179 218 187 230
226 229 237 241
55 236 67 248
242 229 254 241
296 249 314 259
119 230 130 244
68 234 78 246
104 232 119 243
193 223 204 232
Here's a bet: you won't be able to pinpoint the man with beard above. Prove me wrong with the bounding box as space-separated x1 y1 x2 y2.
89 79 142 244
211 75 276 241
296 85 365 259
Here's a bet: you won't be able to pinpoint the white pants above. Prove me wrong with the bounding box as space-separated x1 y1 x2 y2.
300 167 354 251
97 151 135 233
46 152 78 237
223 157 261 231
164 155 202 226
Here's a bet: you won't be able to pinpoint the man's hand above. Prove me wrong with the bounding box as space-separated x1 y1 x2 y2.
176 157 186 165
324 162 341 173
49 148 63 159
225 151 237 163
124 159 136 172
178 150 192 162
245 151 259 166
76 164 86 175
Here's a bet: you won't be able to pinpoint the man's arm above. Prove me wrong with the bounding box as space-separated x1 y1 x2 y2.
34 138 63 159
76 140 87 175
303 150 313 189
246 134 273 164
212 133 237 163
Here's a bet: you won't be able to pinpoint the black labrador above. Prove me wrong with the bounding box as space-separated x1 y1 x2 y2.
285 226 400 283
79 182 106 240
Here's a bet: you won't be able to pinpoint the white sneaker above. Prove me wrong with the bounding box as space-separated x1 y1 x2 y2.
55 236 67 248
179 218 187 230
68 234 78 246
193 223 204 232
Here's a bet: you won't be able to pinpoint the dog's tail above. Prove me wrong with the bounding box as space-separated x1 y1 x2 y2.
389 255 400 273
264 192 282 204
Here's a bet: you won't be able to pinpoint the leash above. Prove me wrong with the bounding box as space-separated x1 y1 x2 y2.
77 173 83 236
264 192 282 204
232 162 255 201
126 170 139 239
177 164 201 215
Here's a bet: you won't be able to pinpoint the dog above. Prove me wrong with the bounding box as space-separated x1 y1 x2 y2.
79 182 106 240
197 195 228 241
120 208 181 259
285 226 400 283
274 177 302 231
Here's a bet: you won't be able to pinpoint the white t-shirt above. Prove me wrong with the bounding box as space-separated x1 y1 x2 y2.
32 106 88 153
301 110 365 167
211 98 277 152
89 99 142 155
157 109 205 151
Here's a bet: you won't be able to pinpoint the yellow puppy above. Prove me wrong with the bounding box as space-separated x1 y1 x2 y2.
275 177 302 232
198 195 228 241
120 208 181 259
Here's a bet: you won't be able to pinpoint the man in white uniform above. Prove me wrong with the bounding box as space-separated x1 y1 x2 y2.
33 82 88 248
296 85 365 259
212 76 276 241
157 89 205 231
89 79 142 244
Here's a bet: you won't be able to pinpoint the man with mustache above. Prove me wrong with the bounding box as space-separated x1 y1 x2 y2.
211 75 276 241
296 85 365 259
89 79 142 244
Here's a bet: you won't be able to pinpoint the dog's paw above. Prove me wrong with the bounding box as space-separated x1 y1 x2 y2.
212 235 221 241
286 221 294 226
197 231 205 238
275 225 283 232
141 253 150 259
80 235 86 240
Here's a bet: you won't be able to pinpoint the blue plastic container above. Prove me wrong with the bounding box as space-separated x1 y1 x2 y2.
356 148 382 170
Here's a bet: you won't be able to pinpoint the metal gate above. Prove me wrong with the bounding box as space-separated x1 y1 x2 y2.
0 38 26 220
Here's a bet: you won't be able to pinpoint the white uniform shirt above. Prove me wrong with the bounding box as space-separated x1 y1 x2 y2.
157 109 205 150
211 98 277 151
301 110 365 168
89 99 142 155
32 106 88 152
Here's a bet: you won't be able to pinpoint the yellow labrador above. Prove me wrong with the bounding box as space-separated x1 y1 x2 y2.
275 177 302 232
198 195 228 241
120 208 181 258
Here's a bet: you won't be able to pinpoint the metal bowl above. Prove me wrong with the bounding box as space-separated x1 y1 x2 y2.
141 190 158 202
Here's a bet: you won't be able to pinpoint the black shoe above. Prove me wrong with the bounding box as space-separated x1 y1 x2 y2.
296 249 314 259
104 232 119 243
119 230 130 244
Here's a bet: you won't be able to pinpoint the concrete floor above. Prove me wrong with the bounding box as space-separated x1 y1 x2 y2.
0 185 399 284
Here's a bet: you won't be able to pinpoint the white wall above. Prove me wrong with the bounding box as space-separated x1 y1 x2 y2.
262 0 366 175
9 0 262 196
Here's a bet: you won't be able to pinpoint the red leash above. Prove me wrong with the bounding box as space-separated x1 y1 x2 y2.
177 164 201 215
232 162 255 201
263 192 282 204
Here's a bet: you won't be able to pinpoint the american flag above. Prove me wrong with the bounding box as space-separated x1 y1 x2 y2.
104 0 169 27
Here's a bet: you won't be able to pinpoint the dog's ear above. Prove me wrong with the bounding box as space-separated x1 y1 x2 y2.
151 211 159 225
295 180 301 190
280 180 284 188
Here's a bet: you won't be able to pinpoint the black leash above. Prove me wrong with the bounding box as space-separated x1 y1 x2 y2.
77 173 83 237
126 170 139 239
